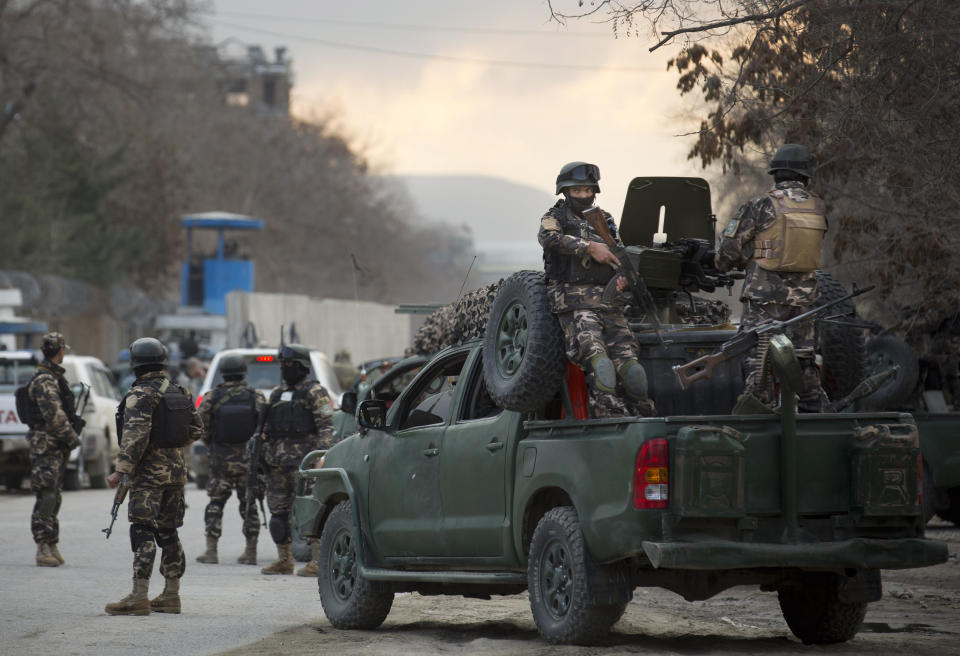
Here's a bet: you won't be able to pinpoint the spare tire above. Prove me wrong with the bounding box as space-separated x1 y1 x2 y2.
483 271 566 412
816 271 866 402
860 334 920 410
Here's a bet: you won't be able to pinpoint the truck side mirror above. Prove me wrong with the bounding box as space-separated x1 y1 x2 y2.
357 398 387 430
340 391 358 414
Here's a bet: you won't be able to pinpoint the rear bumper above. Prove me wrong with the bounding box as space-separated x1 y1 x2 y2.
641 537 949 571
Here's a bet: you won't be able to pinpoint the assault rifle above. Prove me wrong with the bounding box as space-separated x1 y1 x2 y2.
581 206 670 347
673 284 875 389
103 474 129 539
245 405 269 527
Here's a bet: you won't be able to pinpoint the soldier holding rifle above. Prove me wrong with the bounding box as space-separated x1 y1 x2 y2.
538 161 654 418
104 338 202 616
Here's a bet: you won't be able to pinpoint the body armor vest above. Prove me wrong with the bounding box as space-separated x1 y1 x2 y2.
753 190 827 272
543 205 618 285
264 385 315 439
211 386 257 444
115 378 192 448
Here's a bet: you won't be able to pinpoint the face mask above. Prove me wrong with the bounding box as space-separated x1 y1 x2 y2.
568 195 595 212
281 363 305 385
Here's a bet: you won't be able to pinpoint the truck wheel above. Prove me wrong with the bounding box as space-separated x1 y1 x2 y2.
815 271 867 402
291 521 311 562
89 444 111 489
194 474 209 490
778 572 867 644
860 334 920 410
483 271 566 412
62 469 81 491
936 488 960 526
4 474 23 491
318 500 393 629
528 506 627 645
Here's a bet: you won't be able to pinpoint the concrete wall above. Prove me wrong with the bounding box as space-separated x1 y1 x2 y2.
226 291 414 362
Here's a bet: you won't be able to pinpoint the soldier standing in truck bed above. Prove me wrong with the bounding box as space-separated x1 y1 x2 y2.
715 144 828 411
538 161 654 418
255 344 334 576
194 354 265 566
24 332 82 567
105 338 203 616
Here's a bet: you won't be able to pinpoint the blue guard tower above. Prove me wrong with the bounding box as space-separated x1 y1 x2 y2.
180 212 264 315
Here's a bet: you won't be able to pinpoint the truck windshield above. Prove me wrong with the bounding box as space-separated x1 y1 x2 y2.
213 359 283 392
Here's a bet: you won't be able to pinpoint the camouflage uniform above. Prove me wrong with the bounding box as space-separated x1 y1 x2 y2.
539 199 651 418
196 380 265 541
261 377 333 543
27 355 80 548
115 371 203 581
716 180 825 409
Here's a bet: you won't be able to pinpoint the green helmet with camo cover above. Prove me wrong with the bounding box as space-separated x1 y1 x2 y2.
129 337 168 369
555 161 601 195
278 343 311 368
768 144 813 179
219 354 247 378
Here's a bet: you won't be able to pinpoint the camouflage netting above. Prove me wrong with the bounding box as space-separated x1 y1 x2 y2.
410 281 503 356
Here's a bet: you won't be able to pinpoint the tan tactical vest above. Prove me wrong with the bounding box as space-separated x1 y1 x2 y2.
753 190 827 272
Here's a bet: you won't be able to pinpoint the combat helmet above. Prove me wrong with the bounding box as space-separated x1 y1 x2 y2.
129 338 168 369
767 144 813 178
219 354 247 378
555 161 601 195
278 344 311 369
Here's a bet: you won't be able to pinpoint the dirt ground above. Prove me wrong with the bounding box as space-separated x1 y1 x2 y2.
218 520 960 656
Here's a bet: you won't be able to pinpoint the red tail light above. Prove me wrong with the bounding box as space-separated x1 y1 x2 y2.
633 438 669 509
195 393 204 409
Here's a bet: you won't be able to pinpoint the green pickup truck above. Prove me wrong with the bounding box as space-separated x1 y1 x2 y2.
293 333 947 645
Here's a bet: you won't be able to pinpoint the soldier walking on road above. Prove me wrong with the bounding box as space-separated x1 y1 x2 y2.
194 355 265 565
538 161 653 418
105 338 203 616
25 332 82 567
256 344 333 576
715 144 829 411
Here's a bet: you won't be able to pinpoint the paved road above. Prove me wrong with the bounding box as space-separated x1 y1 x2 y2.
0 484 322 656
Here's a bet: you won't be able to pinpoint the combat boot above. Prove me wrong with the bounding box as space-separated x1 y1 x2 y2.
105 578 150 616
260 543 294 575
296 542 320 577
35 543 59 567
195 536 218 564
149 577 181 614
47 543 66 565
237 537 258 565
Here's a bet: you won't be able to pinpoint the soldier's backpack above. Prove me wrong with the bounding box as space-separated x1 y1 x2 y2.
14 375 42 429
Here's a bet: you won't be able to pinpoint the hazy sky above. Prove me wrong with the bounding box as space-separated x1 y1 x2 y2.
203 1 712 218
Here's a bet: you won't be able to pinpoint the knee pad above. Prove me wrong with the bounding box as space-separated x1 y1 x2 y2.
618 359 649 400
36 488 60 518
130 523 155 552
269 513 290 544
155 528 179 550
204 502 223 524
588 355 616 393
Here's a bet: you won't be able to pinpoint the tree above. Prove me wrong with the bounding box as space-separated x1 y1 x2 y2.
549 1 960 333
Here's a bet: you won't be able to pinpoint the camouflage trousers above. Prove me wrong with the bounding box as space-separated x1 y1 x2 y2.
557 309 644 418
128 485 186 580
263 463 297 545
29 449 68 544
741 300 822 411
203 470 260 541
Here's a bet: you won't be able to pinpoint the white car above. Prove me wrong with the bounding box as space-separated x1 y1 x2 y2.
0 350 39 490
61 355 121 489
190 347 342 488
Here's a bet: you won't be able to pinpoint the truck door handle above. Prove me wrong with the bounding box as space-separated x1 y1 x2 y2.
485 440 505 452
422 448 439 457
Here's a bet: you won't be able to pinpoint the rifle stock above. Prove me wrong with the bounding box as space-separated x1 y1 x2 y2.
103 474 129 539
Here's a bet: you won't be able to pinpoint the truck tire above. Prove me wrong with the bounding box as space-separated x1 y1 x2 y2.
816 271 866 402
936 488 960 526
778 572 867 644
860 334 920 410
4 474 23 491
318 501 393 629
483 271 566 412
528 506 627 645
194 474 209 490
291 521 311 562
62 468 81 491
89 442 111 489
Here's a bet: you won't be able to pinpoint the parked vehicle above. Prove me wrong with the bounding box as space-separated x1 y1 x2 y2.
0 351 38 490
61 355 121 490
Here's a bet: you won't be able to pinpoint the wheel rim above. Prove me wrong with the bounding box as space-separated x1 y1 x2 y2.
495 301 529 378
539 537 573 621
329 528 357 601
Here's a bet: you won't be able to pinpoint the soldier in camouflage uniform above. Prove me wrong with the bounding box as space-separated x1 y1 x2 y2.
254 344 333 576
538 162 654 418
716 144 828 411
26 332 81 567
194 354 265 566
105 338 203 616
